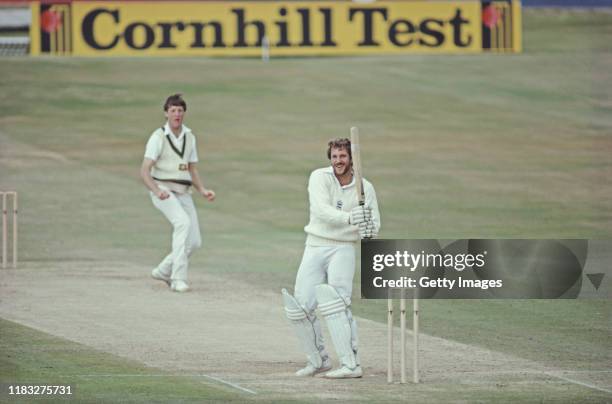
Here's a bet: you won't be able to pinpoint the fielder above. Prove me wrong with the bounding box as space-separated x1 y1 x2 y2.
282 138 380 379
140 94 215 293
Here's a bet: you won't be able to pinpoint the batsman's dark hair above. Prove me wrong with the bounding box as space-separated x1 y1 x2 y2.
327 138 352 160
164 93 187 111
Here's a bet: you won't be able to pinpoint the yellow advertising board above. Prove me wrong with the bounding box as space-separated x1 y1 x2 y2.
30 1 521 56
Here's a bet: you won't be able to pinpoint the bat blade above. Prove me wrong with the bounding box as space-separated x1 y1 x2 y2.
350 126 365 206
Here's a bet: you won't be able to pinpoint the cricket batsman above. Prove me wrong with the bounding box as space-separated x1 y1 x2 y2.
282 138 381 379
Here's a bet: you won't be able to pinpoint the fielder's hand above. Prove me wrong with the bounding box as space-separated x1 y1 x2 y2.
349 205 371 225
201 188 216 202
358 220 376 239
156 189 170 200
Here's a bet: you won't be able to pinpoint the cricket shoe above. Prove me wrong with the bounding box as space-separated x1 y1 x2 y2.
151 268 171 286
171 280 190 293
324 365 363 379
295 358 332 377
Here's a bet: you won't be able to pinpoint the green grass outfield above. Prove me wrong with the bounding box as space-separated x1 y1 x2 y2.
1 9 611 402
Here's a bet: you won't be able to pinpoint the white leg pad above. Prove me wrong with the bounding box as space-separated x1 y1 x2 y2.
315 284 357 370
282 288 324 368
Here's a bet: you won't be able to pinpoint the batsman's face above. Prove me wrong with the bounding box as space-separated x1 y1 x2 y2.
165 105 185 131
331 147 351 177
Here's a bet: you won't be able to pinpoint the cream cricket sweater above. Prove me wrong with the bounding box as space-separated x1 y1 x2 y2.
150 127 195 184
304 167 381 246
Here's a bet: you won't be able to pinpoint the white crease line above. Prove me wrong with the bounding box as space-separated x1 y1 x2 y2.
544 373 612 395
200 374 257 395
547 370 612 374
68 373 257 395
449 369 612 375
433 369 612 393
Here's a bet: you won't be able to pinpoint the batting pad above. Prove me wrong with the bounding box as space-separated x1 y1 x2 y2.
315 284 357 370
282 288 323 368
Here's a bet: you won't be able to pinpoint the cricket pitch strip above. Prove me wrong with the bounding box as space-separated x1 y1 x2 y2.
1 261 610 401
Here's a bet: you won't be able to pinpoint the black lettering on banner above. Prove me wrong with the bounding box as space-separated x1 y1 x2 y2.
233 9 265 47
124 22 155 49
450 9 472 47
349 8 388 46
419 18 444 47
157 22 185 49
320 8 337 47
76 3 486 54
388 19 415 47
82 8 120 50
297 8 313 46
275 8 290 47
189 22 225 48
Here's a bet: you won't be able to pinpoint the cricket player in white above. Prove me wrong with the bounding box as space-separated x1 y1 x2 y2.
140 94 215 293
283 138 380 379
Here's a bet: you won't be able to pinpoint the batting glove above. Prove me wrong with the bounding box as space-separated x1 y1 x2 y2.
358 220 376 239
349 205 372 225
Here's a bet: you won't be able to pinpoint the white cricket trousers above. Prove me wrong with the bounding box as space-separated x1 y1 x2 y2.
294 244 359 357
295 245 356 307
151 189 202 282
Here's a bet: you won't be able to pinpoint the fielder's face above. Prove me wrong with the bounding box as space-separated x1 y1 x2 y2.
165 105 185 132
330 147 351 177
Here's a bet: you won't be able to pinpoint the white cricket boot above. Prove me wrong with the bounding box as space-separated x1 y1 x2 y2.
171 280 190 293
324 365 363 379
295 358 332 377
151 268 171 286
